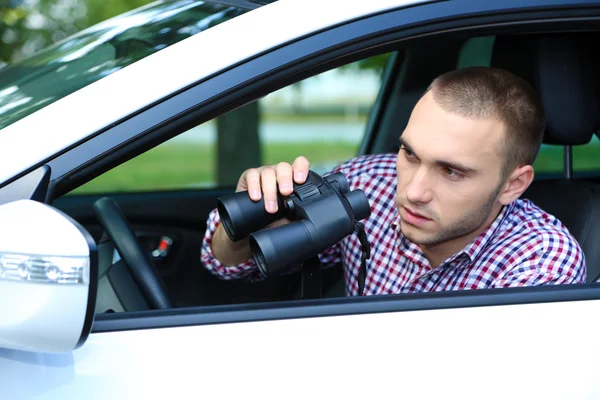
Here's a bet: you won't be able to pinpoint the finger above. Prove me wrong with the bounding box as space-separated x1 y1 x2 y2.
242 168 262 201
292 156 310 184
260 167 279 213
275 162 294 196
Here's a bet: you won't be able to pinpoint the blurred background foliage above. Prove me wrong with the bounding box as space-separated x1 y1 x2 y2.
0 0 153 65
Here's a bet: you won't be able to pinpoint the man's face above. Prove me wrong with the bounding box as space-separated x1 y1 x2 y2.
396 91 507 247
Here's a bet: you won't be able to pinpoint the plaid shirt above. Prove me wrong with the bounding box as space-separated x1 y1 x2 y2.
201 153 586 295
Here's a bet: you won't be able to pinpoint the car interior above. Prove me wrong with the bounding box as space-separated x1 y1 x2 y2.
51 29 600 313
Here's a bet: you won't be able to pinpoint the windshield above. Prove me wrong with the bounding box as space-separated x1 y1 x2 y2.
0 0 247 130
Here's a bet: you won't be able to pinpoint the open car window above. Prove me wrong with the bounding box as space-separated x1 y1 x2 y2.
72 54 392 194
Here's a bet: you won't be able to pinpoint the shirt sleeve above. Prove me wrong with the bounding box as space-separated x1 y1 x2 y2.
200 165 350 281
490 230 587 288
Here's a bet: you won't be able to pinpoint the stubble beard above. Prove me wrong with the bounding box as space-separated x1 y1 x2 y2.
401 182 504 246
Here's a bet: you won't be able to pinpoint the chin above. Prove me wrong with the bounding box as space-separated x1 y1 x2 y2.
400 223 429 245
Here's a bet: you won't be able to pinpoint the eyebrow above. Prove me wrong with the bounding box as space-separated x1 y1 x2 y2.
399 138 477 175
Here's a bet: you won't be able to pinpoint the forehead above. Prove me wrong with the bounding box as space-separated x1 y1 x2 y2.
402 92 505 166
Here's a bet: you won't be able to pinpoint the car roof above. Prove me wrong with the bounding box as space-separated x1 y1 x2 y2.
0 0 431 185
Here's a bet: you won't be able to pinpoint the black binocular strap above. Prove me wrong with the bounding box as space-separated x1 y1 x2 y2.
354 221 371 296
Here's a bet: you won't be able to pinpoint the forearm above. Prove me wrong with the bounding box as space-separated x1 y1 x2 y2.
211 223 253 266
201 208 259 280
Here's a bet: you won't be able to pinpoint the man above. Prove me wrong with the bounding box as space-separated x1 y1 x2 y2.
201 66 586 295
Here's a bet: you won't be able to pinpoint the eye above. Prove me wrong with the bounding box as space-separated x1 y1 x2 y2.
401 146 416 160
441 167 463 180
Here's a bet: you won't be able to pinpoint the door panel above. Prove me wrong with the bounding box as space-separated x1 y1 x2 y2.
2 299 600 399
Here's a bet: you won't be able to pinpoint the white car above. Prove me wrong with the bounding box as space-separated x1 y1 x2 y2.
1 0 600 398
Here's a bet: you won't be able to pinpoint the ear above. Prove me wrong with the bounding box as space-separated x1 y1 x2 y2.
497 165 534 205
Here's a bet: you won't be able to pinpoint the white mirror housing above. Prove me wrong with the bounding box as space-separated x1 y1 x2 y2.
0 200 97 353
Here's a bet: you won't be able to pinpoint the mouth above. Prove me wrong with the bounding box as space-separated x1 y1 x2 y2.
400 206 432 226
404 207 429 219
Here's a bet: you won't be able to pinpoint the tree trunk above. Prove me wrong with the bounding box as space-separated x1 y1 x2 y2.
216 101 262 186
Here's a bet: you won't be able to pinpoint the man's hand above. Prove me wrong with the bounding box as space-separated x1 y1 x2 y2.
211 156 310 266
236 156 310 213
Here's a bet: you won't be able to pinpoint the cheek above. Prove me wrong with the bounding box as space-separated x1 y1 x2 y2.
438 181 489 220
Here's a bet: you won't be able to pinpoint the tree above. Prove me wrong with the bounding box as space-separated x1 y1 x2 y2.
217 102 262 186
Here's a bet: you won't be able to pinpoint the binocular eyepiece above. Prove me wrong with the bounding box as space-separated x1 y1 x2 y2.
217 171 371 277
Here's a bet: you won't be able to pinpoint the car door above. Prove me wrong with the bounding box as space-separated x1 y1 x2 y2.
5 298 598 399
3 1 600 399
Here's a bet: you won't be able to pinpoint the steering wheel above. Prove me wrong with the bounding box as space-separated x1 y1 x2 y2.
93 197 174 310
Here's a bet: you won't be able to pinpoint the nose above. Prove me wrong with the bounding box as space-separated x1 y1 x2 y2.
405 166 433 204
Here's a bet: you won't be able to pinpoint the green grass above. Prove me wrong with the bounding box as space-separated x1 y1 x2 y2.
534 142 600 173
573 143 600 171
69 140 600 195
71 141 360 195
533 145 563 173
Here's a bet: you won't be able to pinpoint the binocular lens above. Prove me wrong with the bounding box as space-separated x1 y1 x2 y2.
217 191 285 242
249 220 316 277
343 190 371 222
324 172 350 194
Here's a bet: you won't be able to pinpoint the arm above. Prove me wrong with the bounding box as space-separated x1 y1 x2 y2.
200 207 261 280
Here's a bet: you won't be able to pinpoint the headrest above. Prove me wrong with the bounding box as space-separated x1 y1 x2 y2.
491 34 600 145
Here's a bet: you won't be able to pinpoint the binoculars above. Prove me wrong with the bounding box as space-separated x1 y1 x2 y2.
217 170 371 277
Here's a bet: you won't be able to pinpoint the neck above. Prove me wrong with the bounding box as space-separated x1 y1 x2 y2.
419 205 503 268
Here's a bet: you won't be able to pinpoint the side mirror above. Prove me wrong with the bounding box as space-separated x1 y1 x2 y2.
0 200 97 353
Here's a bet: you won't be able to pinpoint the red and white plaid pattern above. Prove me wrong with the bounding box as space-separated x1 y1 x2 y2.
201 153 586 295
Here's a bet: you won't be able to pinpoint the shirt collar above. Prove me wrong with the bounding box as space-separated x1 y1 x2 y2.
390 201 515 266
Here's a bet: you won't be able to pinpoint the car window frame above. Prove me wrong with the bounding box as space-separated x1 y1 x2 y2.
2 0 600 332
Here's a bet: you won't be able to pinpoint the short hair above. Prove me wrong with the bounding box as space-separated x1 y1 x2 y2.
426 67 546 178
